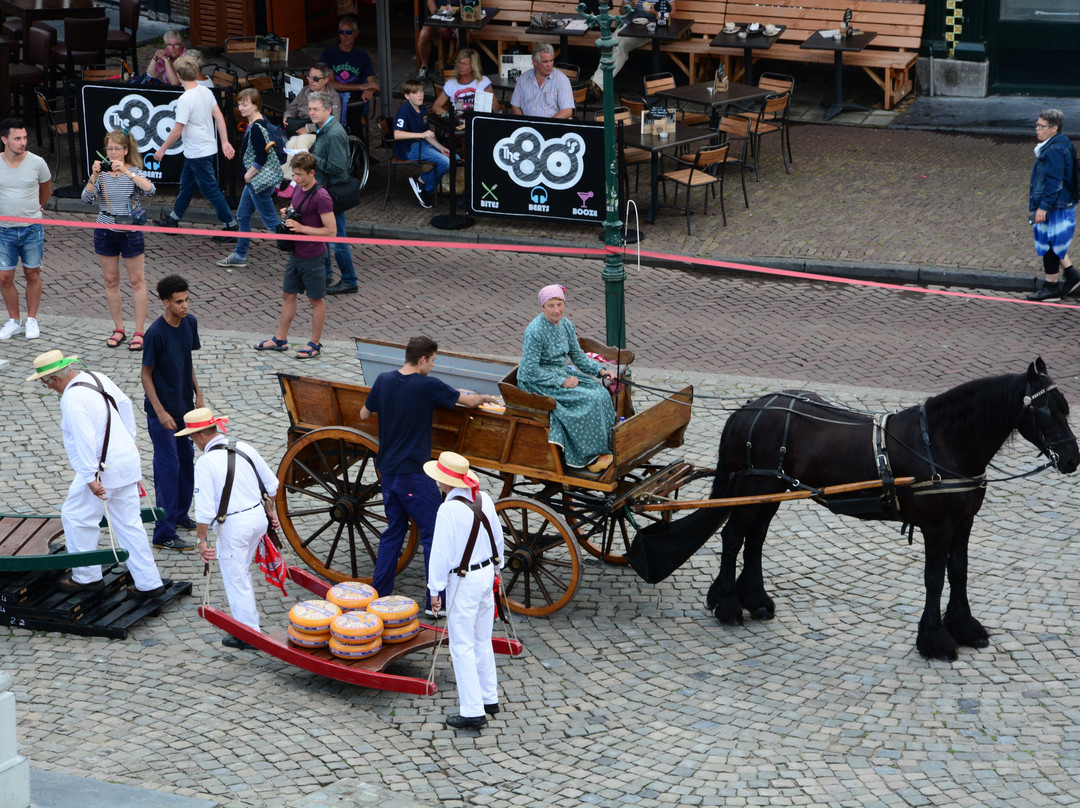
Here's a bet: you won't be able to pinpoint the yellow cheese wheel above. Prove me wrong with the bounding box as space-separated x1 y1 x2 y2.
330 610 383 644
367 595 419 627
329 635 383 659
382 618 421 644
287 625 331 648
288 600 342 633
326 582 378 611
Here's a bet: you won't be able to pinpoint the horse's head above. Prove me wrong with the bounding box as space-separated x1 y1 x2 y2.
1019 357 1080 474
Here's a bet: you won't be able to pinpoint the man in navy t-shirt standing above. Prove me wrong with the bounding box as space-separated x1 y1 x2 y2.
141 274 202 550
359 335 497 614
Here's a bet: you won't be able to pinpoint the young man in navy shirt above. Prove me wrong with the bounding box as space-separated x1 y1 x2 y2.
359 336 497 614
393 79 450 209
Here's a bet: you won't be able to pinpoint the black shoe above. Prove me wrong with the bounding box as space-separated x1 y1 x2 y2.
326 281 359 295
154 537 194 551
126 583 167 598
1026 282 1063 302
409 177 433 209
176 516 198 530
221 635 255 650
57 576 104 592
1063 267 1080 297
154 215 179 228
484 703 500 715
446 714 487 729
211 224 240 243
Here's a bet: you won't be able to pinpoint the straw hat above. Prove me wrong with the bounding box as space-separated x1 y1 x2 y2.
423 451 479 491
26 350 79 381
174 407 229 436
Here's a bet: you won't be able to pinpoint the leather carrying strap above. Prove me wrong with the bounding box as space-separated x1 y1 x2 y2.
69 371 120 474
208 441 280 546
451 497 499 577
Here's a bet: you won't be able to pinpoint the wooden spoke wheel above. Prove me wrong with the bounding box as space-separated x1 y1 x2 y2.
276 427 417 584
562 472 675 565
496 497 580 617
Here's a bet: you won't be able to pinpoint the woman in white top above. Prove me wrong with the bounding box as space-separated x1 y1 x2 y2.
81 131 156 351
432 49 500 114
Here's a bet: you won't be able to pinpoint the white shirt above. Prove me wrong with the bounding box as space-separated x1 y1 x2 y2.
428 489 504 596
60 371 140 487
193 435 279 528
174 84 219 159
443 76 492 112
0 151 49 227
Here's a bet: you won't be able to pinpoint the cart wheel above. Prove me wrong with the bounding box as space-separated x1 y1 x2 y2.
562 491 671 566
496 497 580 616
277 427 417 584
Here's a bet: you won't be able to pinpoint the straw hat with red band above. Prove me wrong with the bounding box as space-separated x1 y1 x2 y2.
26 350 80 381
423 451 479 500
174 407 229 437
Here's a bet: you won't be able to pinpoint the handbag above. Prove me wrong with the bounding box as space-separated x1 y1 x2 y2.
100 174 147 226
246 121 284 195
326 177 361 213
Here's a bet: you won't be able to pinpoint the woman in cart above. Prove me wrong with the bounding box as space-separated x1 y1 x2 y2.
518 284 617 472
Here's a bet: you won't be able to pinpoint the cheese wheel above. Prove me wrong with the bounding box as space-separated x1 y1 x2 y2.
287 625 331 648
382 618 421 644
367 595 419 627
329 635 382 659
288 600 342 633
330 610 383 644
326 581 378 611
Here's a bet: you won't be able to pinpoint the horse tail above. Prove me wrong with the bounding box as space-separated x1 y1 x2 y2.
626 419 739 584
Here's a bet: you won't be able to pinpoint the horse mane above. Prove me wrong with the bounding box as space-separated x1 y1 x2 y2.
919 372 1027 457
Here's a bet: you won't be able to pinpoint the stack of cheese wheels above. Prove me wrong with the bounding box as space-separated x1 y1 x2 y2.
287 599 342 648
325 581 378 612
328 610 384 659
368 595 421 644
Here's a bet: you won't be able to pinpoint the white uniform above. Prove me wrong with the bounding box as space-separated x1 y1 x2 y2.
58 371 163 590
193 435 279 631
427 488 504 718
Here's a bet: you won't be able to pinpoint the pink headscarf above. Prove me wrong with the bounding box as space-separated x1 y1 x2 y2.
538 284 566 307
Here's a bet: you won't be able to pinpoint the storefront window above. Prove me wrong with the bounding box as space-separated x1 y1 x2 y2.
1000 0 1080 22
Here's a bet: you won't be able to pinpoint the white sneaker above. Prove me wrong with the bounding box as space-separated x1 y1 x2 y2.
0 319 22 340
24 317 39 339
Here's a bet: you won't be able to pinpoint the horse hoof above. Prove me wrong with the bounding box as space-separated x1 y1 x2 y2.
712 600 744 627
749 606 774 621
917 632 958 662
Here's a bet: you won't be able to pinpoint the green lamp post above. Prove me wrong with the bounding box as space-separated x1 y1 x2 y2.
578 0 632 348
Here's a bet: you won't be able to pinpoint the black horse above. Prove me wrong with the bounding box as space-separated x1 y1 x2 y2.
629 359 1079 660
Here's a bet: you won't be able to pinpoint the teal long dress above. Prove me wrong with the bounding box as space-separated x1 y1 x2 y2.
518 313 615 468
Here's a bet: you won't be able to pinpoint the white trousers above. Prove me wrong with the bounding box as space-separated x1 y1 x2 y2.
446 564 498 718
214 509 268 632
61 479 163 590
590 34 647 87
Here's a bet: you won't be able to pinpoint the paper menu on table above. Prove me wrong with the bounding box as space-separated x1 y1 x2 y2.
473 92 493 113
563 20 588 31
817 29 841 37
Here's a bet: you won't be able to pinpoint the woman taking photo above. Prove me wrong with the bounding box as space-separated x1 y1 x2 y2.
216 88 283 269
1026 108 1078 302
82 130 155 351
517 284 617 473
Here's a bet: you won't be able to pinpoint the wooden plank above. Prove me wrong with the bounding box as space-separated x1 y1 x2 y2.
638 476 916 511
0 516 62 557
612 385 693 475
0 548 129 572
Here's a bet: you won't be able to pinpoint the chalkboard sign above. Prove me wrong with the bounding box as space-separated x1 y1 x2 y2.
466 112 606 224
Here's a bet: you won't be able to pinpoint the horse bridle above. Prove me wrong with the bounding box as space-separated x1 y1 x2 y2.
1021 380 1070 469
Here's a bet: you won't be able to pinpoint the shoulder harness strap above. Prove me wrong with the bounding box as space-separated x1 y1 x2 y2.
69 371 120 473
451 497 500 578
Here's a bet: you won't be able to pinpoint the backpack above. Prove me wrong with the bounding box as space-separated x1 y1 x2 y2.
260 118 289 166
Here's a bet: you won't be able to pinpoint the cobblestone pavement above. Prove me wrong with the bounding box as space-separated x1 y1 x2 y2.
2 251 1079 807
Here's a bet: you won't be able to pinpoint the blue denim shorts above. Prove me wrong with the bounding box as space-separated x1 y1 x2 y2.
283 253 327 299
93 227 146 258
0 224 44 270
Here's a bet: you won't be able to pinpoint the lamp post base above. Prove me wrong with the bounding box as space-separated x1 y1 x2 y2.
430 213 474 230
598 228 642 245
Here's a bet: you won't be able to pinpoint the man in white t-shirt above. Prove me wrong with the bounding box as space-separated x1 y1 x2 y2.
0 118 51 341
152 55 238 241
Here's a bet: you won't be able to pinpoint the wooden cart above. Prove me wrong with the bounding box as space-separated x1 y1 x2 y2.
274 339 695 617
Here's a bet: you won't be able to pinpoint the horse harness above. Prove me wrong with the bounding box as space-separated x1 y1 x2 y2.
451 498 501 577
68 371 121 476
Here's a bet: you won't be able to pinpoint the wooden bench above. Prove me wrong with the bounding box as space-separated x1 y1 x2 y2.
468 0 621 66
663 0 925 111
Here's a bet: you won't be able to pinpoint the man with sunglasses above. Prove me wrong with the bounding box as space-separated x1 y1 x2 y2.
320 14 379 134
282 63 342 137
145 30 186 86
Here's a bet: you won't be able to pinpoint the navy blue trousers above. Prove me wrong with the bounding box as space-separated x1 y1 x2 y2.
372 472 441 608
147 411 194 544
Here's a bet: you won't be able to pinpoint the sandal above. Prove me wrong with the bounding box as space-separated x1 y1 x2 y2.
295 341 321 359
254 336 288 351
128 331 145 352
106 328 126 348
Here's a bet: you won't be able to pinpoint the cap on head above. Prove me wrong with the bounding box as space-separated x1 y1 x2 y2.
26 350 78 381
174 407 229 437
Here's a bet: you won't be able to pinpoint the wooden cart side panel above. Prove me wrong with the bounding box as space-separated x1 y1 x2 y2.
278 374 370 430
612 385 694 473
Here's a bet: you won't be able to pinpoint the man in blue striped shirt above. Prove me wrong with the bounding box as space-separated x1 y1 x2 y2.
510 44 575 119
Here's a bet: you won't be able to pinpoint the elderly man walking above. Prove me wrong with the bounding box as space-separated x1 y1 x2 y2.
179 407 279 650
28 350 164 596
308 91 358 295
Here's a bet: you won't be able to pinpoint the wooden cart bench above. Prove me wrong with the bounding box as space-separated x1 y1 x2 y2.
663 0 925 110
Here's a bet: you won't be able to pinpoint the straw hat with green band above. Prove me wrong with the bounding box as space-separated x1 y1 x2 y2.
26 350 80 381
